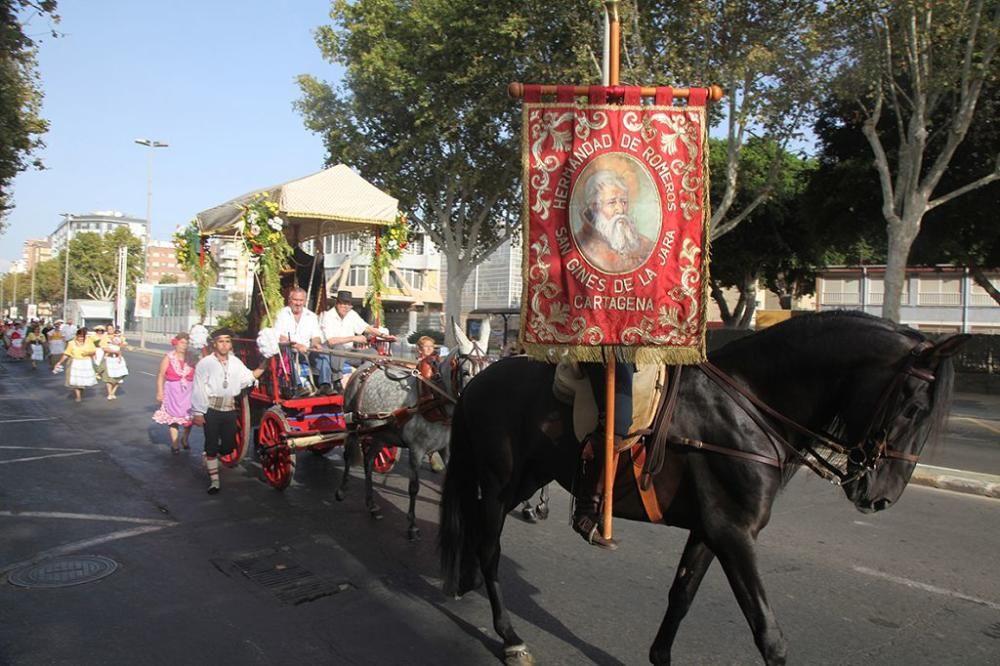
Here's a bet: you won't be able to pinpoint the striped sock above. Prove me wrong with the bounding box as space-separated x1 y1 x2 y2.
206 456 220 494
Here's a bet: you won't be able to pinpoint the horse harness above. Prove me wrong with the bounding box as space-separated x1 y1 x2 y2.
629 340 937 522
350 346 490 433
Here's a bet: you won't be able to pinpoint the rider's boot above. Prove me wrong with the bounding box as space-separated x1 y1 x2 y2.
572 435 619 550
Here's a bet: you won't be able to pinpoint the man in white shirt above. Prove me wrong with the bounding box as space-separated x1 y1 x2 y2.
192 328 267 494
273 287 324 396
319 290 387 391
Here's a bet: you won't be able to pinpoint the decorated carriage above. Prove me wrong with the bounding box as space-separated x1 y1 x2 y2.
179 165 409 489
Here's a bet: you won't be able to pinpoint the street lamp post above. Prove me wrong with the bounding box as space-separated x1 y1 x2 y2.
134 138 168 348
134 138 169 233
60 213 73 319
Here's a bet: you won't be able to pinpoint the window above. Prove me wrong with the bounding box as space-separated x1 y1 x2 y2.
868 277 909 305
917 276 961 306
323 232 368 255
394 268 423 290
346 264 369 287
820 277 860 305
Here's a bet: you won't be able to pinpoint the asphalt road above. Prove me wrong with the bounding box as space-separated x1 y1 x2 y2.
1 351 998 665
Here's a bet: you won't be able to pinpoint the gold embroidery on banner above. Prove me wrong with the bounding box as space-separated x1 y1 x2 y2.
522 102 708 360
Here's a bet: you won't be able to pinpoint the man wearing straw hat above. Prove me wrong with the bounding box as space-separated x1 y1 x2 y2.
191 328 267 494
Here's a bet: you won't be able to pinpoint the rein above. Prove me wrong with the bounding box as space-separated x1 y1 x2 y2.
685 340 936 485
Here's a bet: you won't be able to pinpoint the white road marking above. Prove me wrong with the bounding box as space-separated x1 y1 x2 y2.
0 417 56 424
139 371 155 376
951 415 1000 435
853 565 1000 611
0 525 174 577
0 510 177 527
0 445 99 464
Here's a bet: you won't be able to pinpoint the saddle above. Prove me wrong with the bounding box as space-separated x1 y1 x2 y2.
553 359 667 451
553 359 683 524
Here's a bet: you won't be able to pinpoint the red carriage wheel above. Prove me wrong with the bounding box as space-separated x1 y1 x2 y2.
372 446 399 474
257 409 295 490
220 395 252 468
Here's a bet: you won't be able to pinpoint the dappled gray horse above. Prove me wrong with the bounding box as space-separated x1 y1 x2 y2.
337 321 491 540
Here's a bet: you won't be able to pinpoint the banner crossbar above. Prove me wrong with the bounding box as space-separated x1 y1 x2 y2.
508 82 724 102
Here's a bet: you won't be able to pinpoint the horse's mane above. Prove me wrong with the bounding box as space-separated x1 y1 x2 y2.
710 310 927 363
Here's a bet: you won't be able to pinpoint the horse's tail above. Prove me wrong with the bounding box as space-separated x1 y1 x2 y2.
438 395 478 597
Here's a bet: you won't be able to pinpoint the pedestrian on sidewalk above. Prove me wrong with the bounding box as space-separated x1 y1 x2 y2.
153 333 195 454
53 328 98 402
191 328 267 494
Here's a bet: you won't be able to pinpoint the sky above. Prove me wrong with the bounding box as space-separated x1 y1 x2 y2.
1 0 343 271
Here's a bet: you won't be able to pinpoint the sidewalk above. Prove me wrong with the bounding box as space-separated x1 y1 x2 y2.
911 465 1000 499
909 391 1000 499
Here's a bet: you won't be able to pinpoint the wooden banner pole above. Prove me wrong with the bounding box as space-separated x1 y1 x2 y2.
601 0 620 544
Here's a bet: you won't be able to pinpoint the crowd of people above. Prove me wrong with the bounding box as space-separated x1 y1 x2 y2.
1 318 130 402
1 288 448 495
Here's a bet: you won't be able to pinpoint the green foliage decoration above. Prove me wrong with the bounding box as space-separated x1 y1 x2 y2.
365 211 409 324
236 193 292 327
172 220 217 319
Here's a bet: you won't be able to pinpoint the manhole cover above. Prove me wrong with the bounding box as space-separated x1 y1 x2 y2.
8 555 119 589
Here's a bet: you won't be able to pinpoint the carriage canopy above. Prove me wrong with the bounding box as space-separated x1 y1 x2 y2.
194 164 399 243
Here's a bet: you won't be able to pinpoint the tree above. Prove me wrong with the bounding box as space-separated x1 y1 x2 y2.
827 0 1000 322
298 2 832 336
297 0 599 342
708 138 819 327
626 1 830 241
64 228 144 301
158 273 179 284
0 1 59 229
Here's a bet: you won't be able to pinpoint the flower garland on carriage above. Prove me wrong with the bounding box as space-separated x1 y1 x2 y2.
364 211 410 324
236 192 293 328
172 221 219 320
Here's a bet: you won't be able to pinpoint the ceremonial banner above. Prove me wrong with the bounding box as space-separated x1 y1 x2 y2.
134 283 154 319
519 86 711 364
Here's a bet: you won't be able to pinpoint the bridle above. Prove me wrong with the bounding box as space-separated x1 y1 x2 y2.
695 340 937 486
449 341 491 395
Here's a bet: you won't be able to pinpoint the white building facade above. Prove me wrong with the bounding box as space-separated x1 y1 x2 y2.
48 211 148 252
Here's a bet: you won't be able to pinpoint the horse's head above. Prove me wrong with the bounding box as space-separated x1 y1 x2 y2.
441 320 492 396
840 332 969 513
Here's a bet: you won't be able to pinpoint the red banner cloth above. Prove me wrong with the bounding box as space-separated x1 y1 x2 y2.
519 87 710 364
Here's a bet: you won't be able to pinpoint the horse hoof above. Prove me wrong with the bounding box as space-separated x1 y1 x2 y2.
521 507 537 523
504 644 534 666
535 503 549 520
335 489 345 502
407 527 421 541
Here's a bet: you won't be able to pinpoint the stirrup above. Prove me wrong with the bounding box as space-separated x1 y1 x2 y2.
573 514 618 551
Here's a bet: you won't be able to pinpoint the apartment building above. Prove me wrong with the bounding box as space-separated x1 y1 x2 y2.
48 211 148 252
318 230 444 335
817 265 1000 333
145 240 190 284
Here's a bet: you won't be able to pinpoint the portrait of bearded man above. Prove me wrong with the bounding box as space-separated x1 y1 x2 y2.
573 169 655 274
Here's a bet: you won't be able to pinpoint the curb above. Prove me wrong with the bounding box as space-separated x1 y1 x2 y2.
911 464 1000 499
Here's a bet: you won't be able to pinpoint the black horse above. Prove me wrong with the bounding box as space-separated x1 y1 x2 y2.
438 311 967 665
